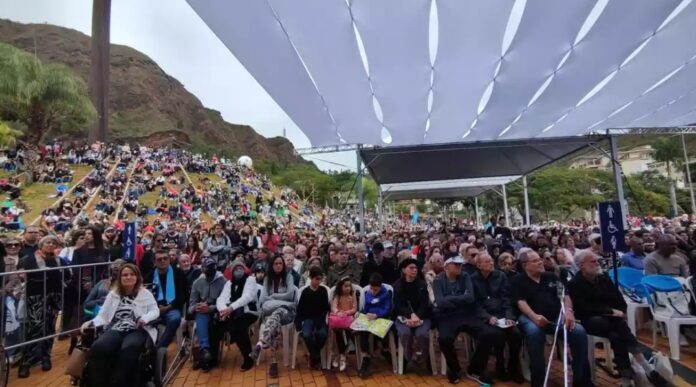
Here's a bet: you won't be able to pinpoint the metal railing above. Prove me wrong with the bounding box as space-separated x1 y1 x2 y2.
1 261 114 352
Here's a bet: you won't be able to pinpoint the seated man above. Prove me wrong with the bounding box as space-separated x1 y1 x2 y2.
326 244 360 287
569 251 672 387
151 249 188 348
644 234 689 277
512 250 591 387
472 253 524 383
621 237 647 270
188 258 226 370
295 267 330 369
434 256 497 385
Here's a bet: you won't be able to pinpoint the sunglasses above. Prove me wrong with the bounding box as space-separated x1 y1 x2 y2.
6 244 20 248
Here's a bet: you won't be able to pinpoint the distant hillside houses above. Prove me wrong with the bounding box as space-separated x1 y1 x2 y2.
569 145 688 188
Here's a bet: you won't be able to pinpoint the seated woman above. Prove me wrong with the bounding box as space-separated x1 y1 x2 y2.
249 256 297 378
80 264 160 387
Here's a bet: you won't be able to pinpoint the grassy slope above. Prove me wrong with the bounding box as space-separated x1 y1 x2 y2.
17 164 93 223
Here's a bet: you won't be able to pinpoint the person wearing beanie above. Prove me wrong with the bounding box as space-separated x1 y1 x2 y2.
188 258 226 371
217 260 260 371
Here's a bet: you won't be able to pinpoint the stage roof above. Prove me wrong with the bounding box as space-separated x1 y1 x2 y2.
188 0 696 147
360 136 602 186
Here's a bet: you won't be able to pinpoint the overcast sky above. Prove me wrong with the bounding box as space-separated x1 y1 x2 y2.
0 0 355 171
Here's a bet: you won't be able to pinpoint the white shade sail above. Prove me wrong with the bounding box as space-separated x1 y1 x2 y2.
188 0 696 148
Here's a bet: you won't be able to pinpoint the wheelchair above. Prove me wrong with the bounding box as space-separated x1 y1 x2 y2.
72 325 167 387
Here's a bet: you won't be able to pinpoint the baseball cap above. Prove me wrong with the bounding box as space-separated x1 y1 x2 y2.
444 256 465 265
202 257 216 268
383 241 394 249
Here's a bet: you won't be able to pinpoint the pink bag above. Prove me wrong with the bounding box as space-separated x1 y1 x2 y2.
328 313 353 330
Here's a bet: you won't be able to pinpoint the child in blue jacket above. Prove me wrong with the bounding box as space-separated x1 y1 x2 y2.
358 273 392 378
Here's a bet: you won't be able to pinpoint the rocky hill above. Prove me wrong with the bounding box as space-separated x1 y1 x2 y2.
0 19 306 165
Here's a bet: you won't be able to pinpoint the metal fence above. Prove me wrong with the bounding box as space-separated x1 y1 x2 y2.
1 261 114 352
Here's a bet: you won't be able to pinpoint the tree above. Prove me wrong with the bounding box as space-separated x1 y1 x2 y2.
653 137 681 217
0 43 96 145
0 121 23 148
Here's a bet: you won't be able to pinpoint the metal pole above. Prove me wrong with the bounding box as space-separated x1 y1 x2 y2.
523 175 531 226
356 146 365 234
502 184 509 226
682 134 696 214
609 135 629 228
475 196 480 228
377 189 384 229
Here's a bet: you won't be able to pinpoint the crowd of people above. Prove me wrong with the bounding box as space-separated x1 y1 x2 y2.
0 142 691 387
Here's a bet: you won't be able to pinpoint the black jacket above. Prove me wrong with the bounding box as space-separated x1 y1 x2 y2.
433 272 476 318
393 277 431 319
151 267 189 311
568 272 627 321
360 257 398 286
471 270 515 320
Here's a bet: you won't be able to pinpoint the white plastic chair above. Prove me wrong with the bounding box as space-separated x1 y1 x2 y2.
642 275 696 360
396 330 438 375
588 335 615 383
291 284 331 369
356 284 398 374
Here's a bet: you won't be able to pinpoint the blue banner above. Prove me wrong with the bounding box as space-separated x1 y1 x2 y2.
598 201 626 253
122 222 137 262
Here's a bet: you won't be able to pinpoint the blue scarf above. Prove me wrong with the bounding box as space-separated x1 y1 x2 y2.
153 265 175 304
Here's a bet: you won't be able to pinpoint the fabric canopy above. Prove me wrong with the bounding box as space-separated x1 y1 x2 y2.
188 0 696 147
361 136 601 185
381 176 520 201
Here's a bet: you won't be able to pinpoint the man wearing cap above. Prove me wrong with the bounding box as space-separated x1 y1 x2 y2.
511 250 591 387
360 241 398 287
188 257 226 370
433 255 497 385
393 257 431 373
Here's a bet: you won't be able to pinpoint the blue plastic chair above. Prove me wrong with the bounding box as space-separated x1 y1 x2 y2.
610 267 648 300
641 275 696 360
609 267 650 335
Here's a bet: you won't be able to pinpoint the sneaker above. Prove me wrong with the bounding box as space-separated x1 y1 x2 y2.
339 355 346 372
467 372 494 385
41 358 52 372
332 354 339 368
358 357 371 379
647 370 676 387
249 343 262 361
240 357 254 372
268 362 279 378
18 364 29 379
447 369 460 384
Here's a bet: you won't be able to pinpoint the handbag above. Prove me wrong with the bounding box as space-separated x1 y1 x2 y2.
64 347 88 377
328 313 353 330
